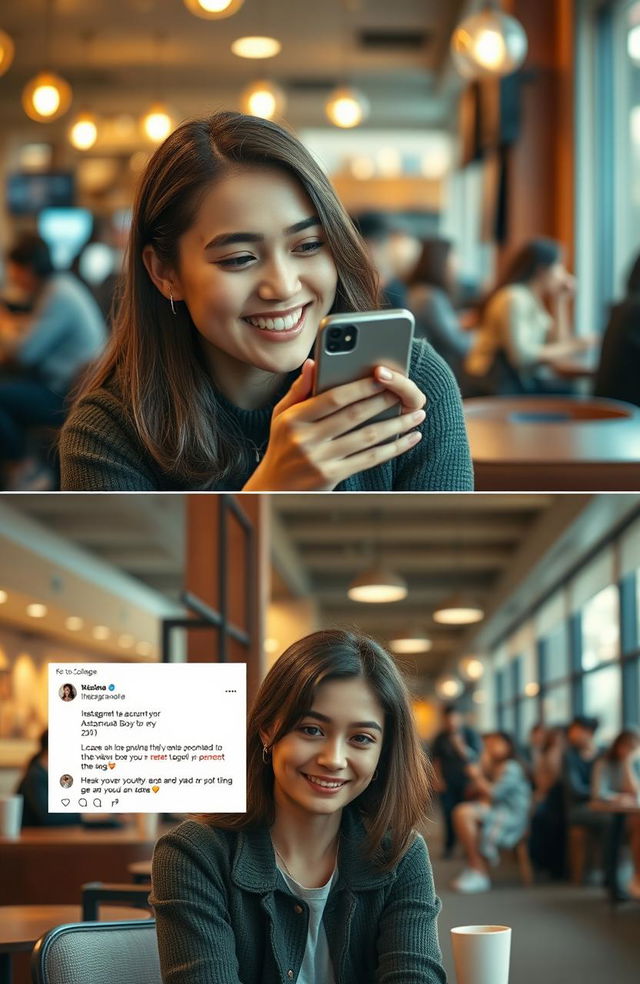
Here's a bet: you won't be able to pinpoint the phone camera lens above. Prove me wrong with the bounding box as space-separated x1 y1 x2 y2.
328 327 342 339
327 342 339 352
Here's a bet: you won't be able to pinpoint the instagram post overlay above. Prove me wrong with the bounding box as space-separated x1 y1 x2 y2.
48 663 246 813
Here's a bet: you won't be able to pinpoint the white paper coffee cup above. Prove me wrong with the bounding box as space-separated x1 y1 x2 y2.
451 925 511 984
0 794 23 838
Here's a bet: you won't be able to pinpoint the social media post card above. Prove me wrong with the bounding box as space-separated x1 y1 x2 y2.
48 663 245 813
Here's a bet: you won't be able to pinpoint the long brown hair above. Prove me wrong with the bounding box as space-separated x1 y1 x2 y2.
197 628 433 871
75 112 379 485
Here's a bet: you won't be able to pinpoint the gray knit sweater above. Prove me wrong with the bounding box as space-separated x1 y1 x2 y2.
150 811 447 984
60 340 473 491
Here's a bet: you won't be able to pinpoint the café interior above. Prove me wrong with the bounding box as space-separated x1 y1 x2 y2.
0 491 639 982
0 0 640 491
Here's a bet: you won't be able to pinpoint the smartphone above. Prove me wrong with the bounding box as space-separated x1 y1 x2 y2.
313 308 415 431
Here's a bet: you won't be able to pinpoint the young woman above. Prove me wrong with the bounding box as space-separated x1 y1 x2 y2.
60 112 473 491
150 629 446 983
450 731 531 893
464 238 590 395
592 728 640 899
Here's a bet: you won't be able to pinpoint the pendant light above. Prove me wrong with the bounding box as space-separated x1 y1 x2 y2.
433 593 484 625
69 111 98 150
435 675 464 700
141 35 174 144
240 79 286 119
0 28 15 76
389 631 432 655
459 656 484 682
184 0 244 19
325 87 369 128
22 1 73 122
450 1 528 80
348 564 408 603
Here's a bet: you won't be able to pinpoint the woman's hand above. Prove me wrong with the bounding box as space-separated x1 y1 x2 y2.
243 359 426 491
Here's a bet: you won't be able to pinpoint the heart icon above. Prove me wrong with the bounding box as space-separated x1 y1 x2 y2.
152 786 160 793
61 798 70 807
108 762 115 769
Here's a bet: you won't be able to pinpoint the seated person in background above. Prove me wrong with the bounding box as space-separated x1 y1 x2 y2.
0 234 107 489
406 238 472 385
563 715 610 879
464 238 590 396
450 731 531 893
352 211 417 309
593 250 640 407
592 728 640 900
61 114 472 492
521 721 547 782
15 729 81 827
430 703 482 859
528 726 568 879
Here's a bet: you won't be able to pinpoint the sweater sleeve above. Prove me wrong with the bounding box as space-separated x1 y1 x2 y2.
393 340 473 490
375 835 447 984
150 826 244 984
60 390 159 491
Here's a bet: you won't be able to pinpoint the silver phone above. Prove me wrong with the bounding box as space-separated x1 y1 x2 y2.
313 308 415 430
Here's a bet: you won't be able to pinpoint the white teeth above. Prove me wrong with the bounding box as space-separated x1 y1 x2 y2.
305 775 344 788
245 307 303 332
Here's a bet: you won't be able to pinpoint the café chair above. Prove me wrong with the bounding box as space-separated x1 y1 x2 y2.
81 882 152 921
32 919 161 984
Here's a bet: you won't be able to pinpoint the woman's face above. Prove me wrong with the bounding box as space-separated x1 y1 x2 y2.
486 734 510 761
63 685 72 698
267 676 385 820
172 165 338 381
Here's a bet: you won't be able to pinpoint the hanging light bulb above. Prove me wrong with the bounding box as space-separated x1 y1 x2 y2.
0 29 15 77
69 112 98 150
389 631 432 655
450 3 528 80
240 79 286 119
459 656 485 682
435 675 464 700
183 0 244 18
433 593 484 625
347 564 408 603
22 71 72 122
231 36 282 59
141 103 174 143
325 86 369 128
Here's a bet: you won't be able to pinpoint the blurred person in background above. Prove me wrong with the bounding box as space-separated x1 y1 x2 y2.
406 238 472 385
592 728 640 900
430 704 482 859
464 238 591 395
594 251 640 407
352 211 414 309
528 726 568 880
521 721 547 779
0 233 107 489
15 729 81 827
450 731 531 893
563 714 610 882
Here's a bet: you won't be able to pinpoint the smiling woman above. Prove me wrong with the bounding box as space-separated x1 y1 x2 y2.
150 629 446 984
59 111 472 491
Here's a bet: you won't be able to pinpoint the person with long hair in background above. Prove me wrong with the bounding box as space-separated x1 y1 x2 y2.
592 728 640 899
464 237 590 395
60 112 472 492
150 629 446 983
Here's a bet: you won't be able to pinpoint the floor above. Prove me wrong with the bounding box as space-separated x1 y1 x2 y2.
429 832 640 984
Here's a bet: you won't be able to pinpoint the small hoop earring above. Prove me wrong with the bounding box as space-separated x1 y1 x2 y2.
169 287 176 316
372 769 378 782
262 744 271 764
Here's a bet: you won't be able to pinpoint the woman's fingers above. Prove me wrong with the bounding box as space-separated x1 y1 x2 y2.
330 426 423 485
293 374 386 423
329 406 425 461
308 389 401 442
373 366 426 411
272 358 315 416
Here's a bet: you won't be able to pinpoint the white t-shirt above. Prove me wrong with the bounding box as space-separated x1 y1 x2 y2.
466 283 553 376
275 858 337 984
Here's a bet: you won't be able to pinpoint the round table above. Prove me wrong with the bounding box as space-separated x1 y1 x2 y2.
0 904 150 984
463 395 640 490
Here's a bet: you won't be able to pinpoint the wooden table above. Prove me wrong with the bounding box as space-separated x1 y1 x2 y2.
589 800 640 904
0 825 171 907
127 860 152 883
0 904 150 984
463 396 640 490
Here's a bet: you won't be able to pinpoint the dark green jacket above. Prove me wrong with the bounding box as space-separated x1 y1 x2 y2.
150 810 447 984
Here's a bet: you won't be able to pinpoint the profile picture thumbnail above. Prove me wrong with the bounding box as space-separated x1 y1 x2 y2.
59 683 77 702
60 774 73 789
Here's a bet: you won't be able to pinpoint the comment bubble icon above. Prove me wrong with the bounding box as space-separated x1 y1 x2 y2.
79 798 87 807
93 798 102 808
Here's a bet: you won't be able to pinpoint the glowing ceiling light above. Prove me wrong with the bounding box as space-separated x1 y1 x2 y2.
69 113 98 151
433 593 484 625
347 565 408 603
459 656 485 681
0 590 7 604
325 86 369 128
22 71 73 122
388 633 432 655
141 104 173 143
436 675 463 700
92 625 110 640
524 681 540 697
451 5 528 79
628 24 640 65
183 0 244 18
26 603 48 618
240 79 286 119
231 36 281 59
65 616 84 631
0 29 15 77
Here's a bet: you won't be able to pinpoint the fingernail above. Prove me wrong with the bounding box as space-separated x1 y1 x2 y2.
412 409 426 422
409 431 422 442
377 367 393 381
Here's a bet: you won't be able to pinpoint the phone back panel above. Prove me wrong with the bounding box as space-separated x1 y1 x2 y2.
314 309 414 394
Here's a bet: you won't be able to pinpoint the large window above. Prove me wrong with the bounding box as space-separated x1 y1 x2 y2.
581 584 620 669
583 663 622 740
